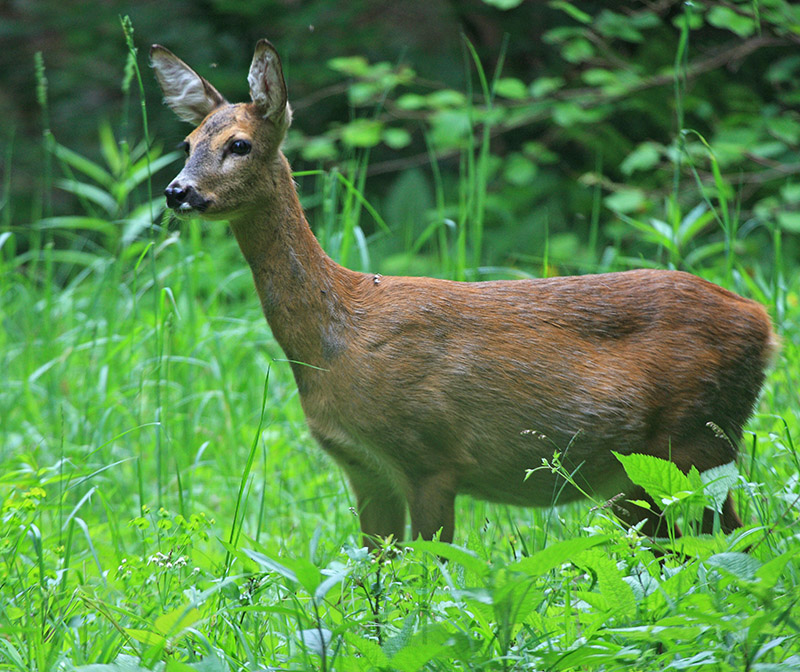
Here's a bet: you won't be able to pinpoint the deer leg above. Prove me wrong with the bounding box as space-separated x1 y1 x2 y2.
616 485 681 539
343 465 407 550
702 491 743 534
408 472 457 543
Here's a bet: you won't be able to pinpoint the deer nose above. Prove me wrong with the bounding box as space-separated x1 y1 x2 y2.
165 183 189 209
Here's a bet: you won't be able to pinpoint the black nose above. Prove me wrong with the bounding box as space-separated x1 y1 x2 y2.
165 183 189 209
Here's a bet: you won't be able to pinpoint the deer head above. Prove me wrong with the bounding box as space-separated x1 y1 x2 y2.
150 40 293 221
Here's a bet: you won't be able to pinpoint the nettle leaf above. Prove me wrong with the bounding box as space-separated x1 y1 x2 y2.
700 462 739 512
407 540 490 577
613 452 690 503
577 549 637 619
705 552 762 581
507 535 609 577
388 625 453 671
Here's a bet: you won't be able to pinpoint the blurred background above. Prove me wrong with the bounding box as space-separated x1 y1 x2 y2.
2 0 799 280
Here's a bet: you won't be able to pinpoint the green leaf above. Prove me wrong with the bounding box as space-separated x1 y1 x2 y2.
124 151 182 193
346 632 389 667
507 535 609 576
562 37 595 63
241 548 297 582
620 142 662 175
494 77 527 100
503 153 538 186
328 55 370 76
707 6 756 37
777 211 800 233
407 540 490 577
124 627 167 647
700 462 739 512
341 119 383 148
55 178 118 215
549 1 592 24
481 0 524 8
154 604 201 637
613 452 690 502
32 216 116 235
552 102 608 126
705 552 762 581
430 109 472 147
780 183 800 203
396 93 428 110
52 142 113 187
577 548 637 618
529 76 564 98
388 625 453 671
604 188 647 214
596 10 645 42
301 135 338 161
425 89 467 109
382 127 412 149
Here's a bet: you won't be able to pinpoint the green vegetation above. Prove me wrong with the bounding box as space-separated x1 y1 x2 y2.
2 3 800 670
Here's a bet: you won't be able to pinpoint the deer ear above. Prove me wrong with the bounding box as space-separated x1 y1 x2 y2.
150 45 227 125
248 39 292 127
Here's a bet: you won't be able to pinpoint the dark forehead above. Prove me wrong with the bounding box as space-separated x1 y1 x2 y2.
188 104 257 141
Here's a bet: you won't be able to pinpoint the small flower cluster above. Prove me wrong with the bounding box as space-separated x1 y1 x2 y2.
147 551 188 570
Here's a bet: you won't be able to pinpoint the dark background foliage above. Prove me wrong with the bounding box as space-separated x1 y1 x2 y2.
2 0 799 275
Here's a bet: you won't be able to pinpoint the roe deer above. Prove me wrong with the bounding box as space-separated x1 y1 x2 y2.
151 39 776 549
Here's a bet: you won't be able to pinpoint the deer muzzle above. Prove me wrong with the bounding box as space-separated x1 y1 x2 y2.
165 182 212 213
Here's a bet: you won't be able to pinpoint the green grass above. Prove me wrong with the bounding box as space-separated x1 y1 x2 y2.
2 28 800 672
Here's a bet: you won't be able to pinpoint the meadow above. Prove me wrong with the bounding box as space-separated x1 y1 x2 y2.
2 11 800 672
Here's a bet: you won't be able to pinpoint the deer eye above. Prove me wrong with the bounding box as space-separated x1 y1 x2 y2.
229 139 251 156
180 141 190 155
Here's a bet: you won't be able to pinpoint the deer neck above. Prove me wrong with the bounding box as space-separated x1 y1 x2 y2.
227 153 357 379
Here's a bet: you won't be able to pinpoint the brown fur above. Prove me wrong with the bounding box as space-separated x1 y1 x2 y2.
151 40 777 547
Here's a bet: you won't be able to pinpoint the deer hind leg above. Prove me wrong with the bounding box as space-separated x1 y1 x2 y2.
615 485 682 539
702 491 743 534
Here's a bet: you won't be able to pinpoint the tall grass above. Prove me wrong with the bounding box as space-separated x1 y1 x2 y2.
1 19 799 672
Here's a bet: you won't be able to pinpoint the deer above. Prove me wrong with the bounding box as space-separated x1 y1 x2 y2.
150 39 777 550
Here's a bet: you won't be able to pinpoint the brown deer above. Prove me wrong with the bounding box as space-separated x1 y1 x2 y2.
151 39 776 549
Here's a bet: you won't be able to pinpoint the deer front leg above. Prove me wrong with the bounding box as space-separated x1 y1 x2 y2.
408 472 457 543
343 464 407 550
